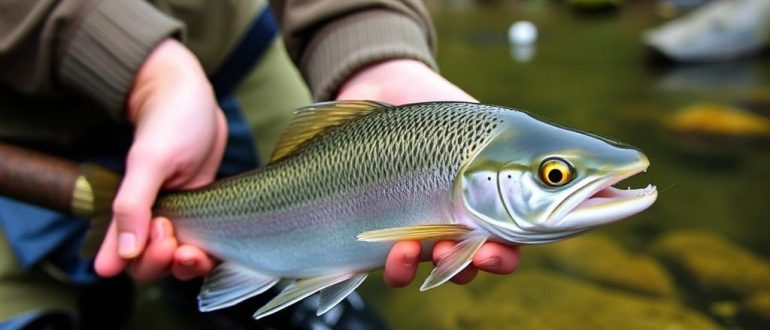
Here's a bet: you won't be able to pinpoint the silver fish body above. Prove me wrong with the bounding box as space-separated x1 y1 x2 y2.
157 102 502 277
153 101 657 318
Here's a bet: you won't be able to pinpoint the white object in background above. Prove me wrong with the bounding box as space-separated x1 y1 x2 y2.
508 21 539 46
644 0 770 62
508 21 538 63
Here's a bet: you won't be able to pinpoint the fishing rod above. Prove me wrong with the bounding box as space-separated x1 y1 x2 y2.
0 142 118 254
0 142 122 218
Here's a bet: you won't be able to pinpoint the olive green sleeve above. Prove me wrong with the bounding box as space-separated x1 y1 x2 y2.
269 0 438 101
0 0 183 120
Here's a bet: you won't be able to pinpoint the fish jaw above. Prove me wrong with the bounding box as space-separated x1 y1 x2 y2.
545 158 657 231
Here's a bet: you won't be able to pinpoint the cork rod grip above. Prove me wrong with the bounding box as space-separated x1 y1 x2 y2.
0 142 81 214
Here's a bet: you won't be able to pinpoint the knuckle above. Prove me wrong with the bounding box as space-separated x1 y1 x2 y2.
112 198 145 222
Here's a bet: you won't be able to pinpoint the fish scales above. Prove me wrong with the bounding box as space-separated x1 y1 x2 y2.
154 103 506 276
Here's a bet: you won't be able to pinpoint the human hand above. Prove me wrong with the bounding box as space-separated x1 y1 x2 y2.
336 59 475 105
336 59 521 287
384 241 521 287
128 217 217 281
94 39 224 281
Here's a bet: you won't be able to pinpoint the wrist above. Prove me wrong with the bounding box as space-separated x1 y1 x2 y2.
58 0 184 118
127 39 212 124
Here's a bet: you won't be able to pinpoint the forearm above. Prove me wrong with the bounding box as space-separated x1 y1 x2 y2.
0 0 92 94
269 0 438 100
0 0 183 119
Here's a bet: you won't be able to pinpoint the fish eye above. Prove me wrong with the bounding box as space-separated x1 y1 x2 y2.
539 158 574 187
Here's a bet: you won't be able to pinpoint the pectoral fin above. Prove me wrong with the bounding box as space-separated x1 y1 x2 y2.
198 262 279 312
253 274 354 320
357 224 473 242
317 273 368 316
420 235 488 291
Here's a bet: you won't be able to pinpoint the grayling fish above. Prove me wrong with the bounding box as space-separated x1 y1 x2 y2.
152 101 657 319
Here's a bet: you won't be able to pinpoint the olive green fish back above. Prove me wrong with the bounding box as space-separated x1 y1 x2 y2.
155 102 507 223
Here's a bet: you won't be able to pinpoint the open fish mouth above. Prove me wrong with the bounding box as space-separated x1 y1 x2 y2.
547 161 658 230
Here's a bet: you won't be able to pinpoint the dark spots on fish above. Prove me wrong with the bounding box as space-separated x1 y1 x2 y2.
487 177 492 181
507 174 512 179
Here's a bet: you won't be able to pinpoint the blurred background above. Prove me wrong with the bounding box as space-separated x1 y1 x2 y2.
132 0 770 329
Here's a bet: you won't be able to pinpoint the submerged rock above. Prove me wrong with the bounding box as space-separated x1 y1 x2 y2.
644 0 770 62
664 103 770 139
651 230 770 298
663 103 770 158
529 235 674 297
366 270 718 330
743 291 770 326
655 0 715 19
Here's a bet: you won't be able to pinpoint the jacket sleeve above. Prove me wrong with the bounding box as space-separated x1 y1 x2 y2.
269 0 438 101
0 0 183 120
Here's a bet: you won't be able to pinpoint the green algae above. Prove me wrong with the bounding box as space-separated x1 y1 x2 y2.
744 291 770 324
528 235 674 297
363 270 718 330
651 230 770 298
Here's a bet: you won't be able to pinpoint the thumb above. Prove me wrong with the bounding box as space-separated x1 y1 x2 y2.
111 157 165 258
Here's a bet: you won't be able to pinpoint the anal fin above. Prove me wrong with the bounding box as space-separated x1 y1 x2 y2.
253 274 354 320
420 235 488 291
198 262 279 312
317 273 368 316
357 224 473 242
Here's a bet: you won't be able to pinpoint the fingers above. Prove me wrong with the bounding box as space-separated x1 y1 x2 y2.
383 239 522 288
94 222 130 277
111 152 165 259
97 216 215 282
384 241 422 288
130 218 177 282
472 241 521 275
431 240 521 286
432 241 478 285
172 245 217 281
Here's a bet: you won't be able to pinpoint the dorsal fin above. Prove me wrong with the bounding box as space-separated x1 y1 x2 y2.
269 100 391 163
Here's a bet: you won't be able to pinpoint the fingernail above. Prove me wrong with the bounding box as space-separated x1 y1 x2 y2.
181 258 197 267
118 232 136 257
402 251 419 268
478 256 500 269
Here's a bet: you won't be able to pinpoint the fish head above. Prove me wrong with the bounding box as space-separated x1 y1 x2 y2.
457 110 657 244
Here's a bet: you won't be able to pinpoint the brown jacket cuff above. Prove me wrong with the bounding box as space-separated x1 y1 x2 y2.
59 0 184 120
300 9 438 101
